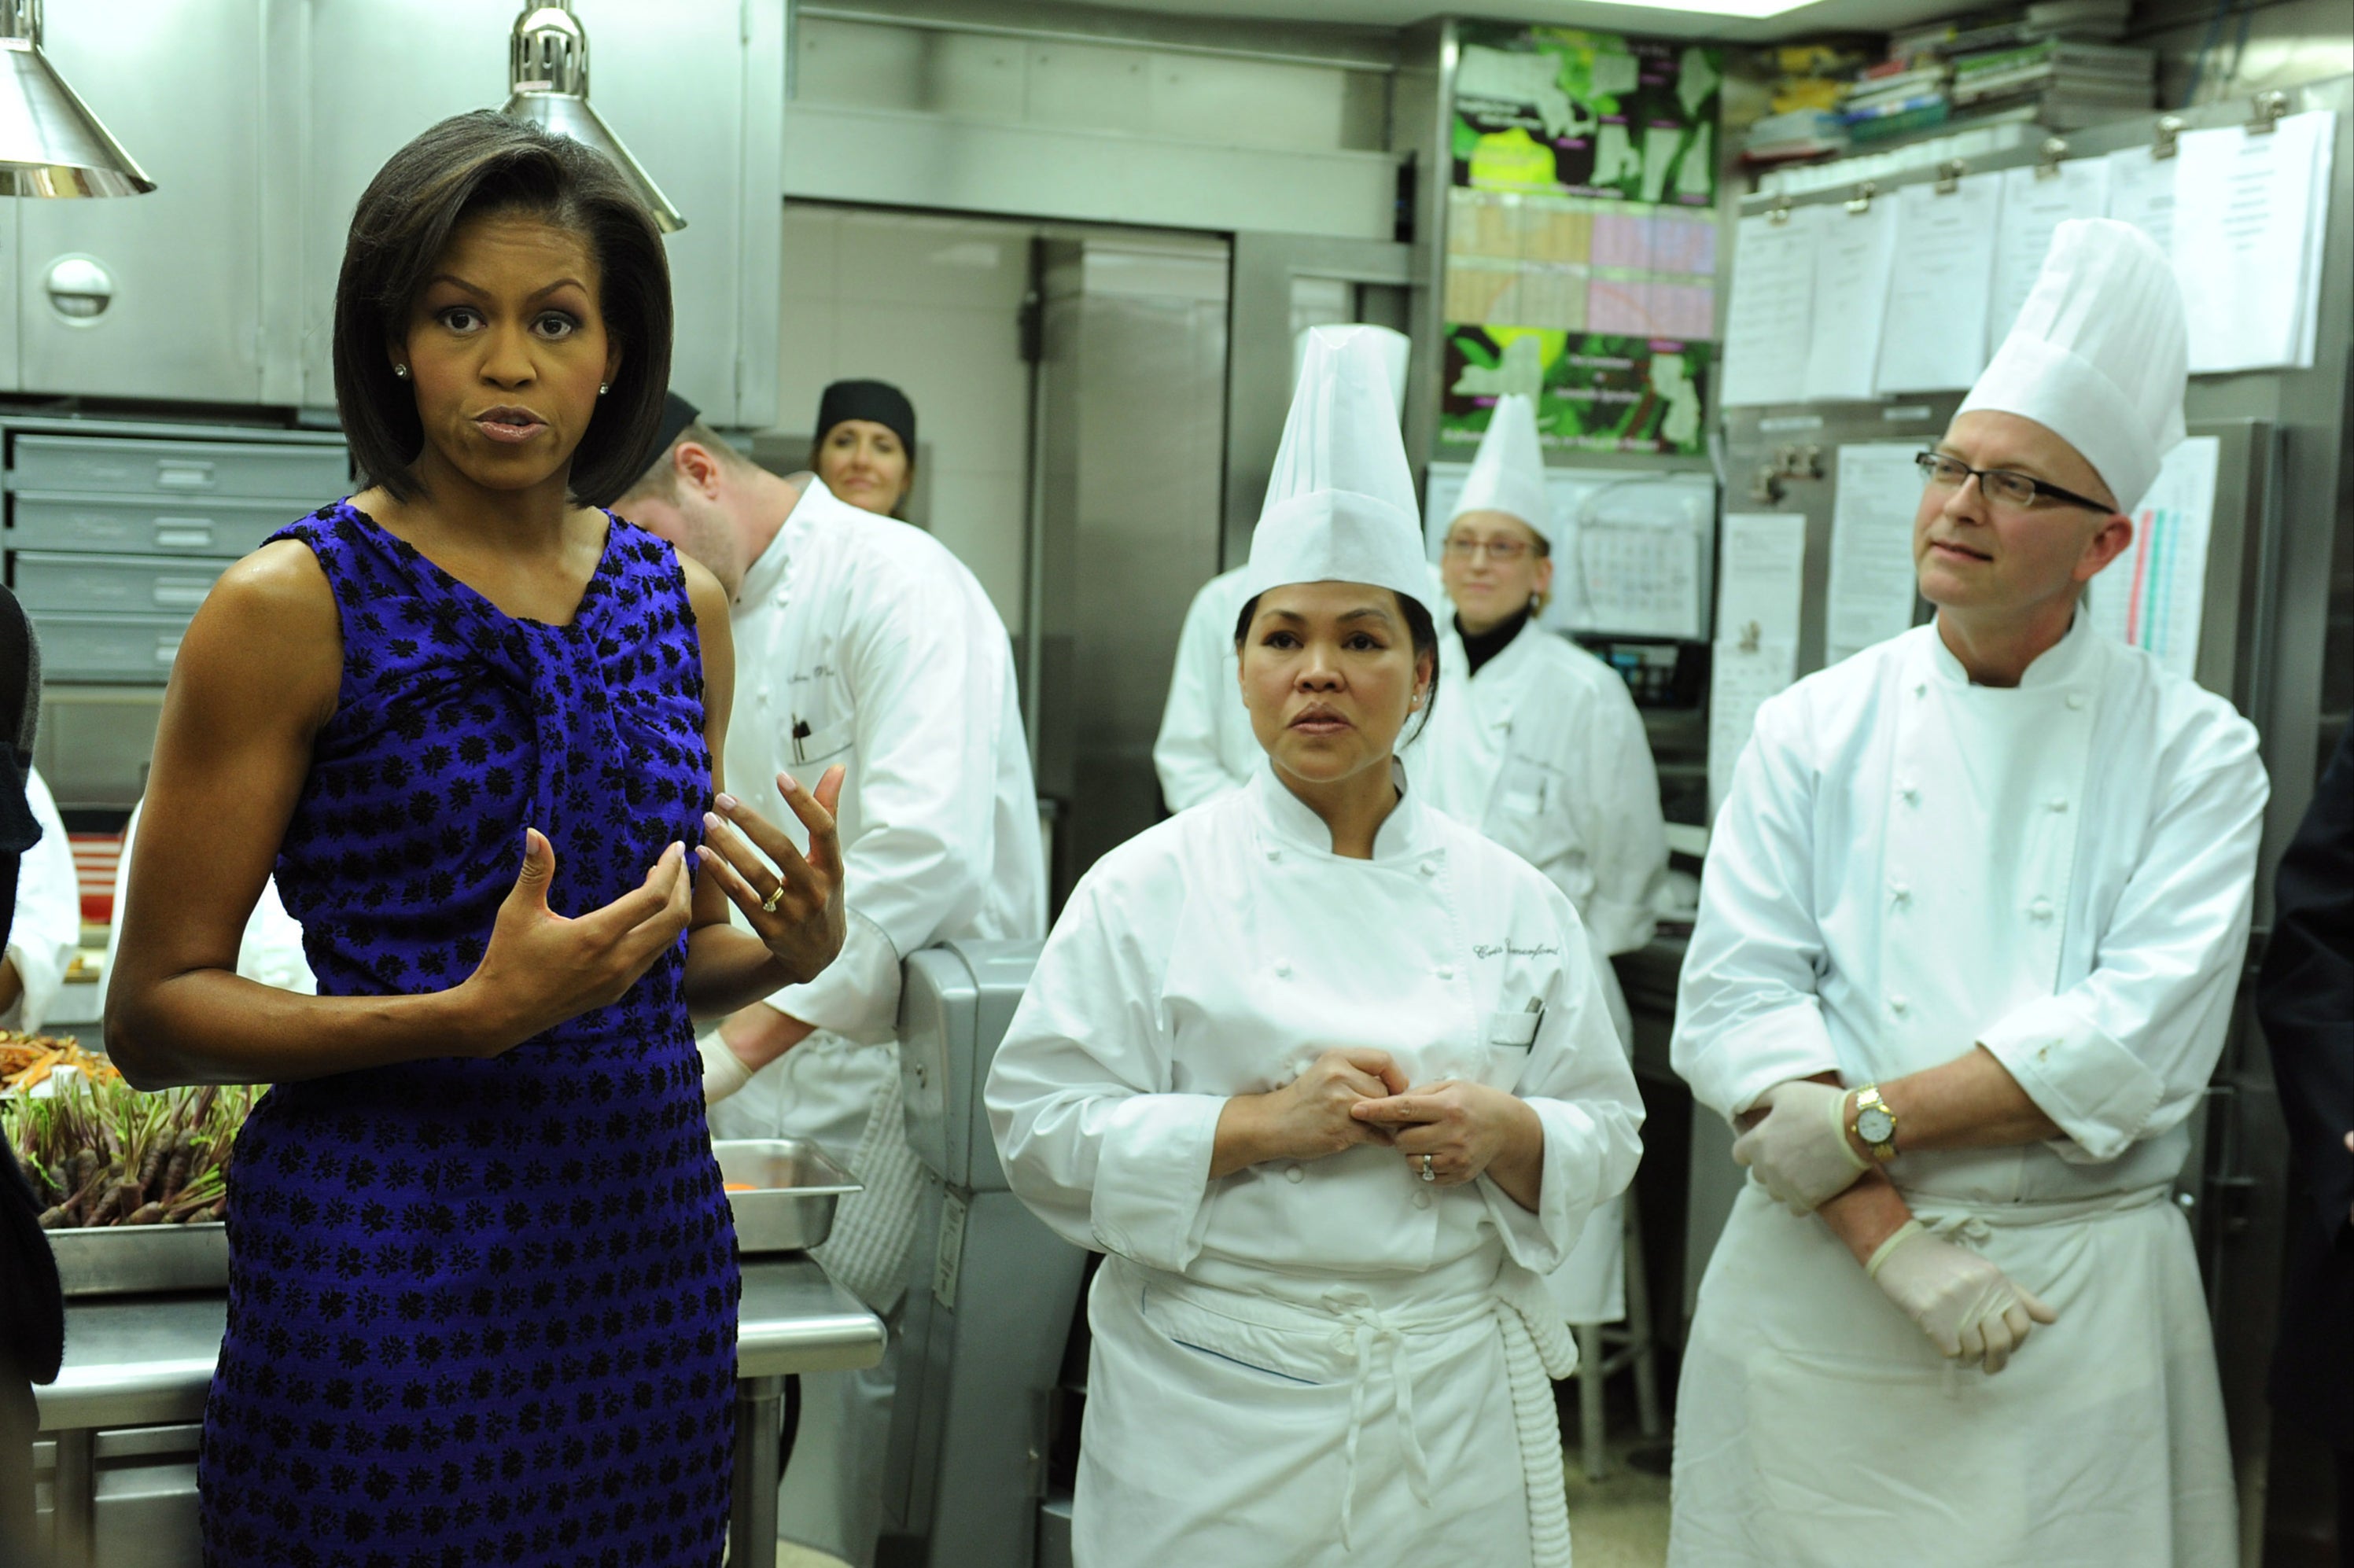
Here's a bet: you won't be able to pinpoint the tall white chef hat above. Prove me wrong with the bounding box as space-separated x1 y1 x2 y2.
1291 322 1411 423
1446 392 1552 543
1240 324 1431 612
1957 217 2187 512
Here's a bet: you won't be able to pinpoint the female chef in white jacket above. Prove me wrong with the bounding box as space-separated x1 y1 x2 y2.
987 327 1643 1568
1416 394 1667 1326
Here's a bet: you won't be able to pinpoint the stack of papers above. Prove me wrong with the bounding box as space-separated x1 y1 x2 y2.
1719 108 2337 405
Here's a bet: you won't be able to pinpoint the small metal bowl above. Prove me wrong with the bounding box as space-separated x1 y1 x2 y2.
715 1139 861 1254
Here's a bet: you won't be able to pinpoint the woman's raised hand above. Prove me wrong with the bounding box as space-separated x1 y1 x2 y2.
1211 1048 1409 1176
461 828 696 1054
696 766 847 986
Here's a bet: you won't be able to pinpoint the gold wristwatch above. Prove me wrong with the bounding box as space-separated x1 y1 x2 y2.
1851 1085 1899 1161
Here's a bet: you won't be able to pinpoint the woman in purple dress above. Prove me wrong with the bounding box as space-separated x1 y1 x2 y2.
104 112 843 1565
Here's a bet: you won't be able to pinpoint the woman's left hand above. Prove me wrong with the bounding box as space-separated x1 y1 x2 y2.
698 767 848 985
1350 1080 1540 1188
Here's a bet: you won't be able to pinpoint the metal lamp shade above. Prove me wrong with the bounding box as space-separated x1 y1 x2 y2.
0 38 153 196
500 87 684 234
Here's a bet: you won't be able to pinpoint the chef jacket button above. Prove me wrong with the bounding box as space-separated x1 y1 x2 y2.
1899 782 1920 804
1890 881 1910 904
1912 682 1926 698
2065 692 2087 710
1285 1165 1305 1183
1265 847 1282 862
2029 897 2054 921
2047 796 2068 812
1274 959 1292 978
1890 995 1910 1017
1420 859 1440 876
756 687 772 707
1411 1191 1433 1210
1436 964 1456 980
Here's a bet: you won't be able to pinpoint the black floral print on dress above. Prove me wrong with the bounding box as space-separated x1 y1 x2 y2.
197 502 738 1566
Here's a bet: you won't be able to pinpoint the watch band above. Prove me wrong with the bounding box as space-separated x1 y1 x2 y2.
1851 1084 1899 1161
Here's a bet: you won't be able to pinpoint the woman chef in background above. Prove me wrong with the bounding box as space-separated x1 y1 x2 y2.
1416 393 1668 1328
810 378 917 519
986 326 1643 1568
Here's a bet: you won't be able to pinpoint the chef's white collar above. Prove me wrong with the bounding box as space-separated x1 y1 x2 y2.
1250 755 1431 862
1926 607 2099 691
735 474 857 608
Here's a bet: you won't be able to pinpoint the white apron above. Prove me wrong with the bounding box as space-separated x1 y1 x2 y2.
1078 1251 1579 1568
1671 627 2238 1562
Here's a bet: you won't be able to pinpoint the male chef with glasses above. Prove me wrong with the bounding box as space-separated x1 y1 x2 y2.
1667 219 2267 1565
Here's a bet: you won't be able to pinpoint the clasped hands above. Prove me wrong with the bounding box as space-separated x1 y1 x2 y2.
1216 1047 1523 1189
1737 1077 2057 1375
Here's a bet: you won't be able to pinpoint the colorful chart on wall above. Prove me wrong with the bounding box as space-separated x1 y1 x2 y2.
1451 24 1722 208
1440 325 1711 457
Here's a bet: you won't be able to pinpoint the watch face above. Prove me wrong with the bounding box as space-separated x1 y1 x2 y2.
1858 1106 1896 1146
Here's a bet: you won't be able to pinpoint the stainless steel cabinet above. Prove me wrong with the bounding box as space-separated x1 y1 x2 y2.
0 2 783 423
3 419 348 707
20 2 266 404
297 0 785 426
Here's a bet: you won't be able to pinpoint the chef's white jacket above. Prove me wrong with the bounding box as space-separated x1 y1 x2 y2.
1675 615 2267 1202
6 767 80 1031
724 476 1044 1041
988 762 1642 1292
1415 622 1667 960
1151 568 1258 813
1667 614 2259 1565
986 764 1642 1566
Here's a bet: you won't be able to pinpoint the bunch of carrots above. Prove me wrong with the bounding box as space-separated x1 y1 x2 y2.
2 1070 259 1229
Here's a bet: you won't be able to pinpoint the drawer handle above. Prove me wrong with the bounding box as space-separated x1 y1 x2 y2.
152 580 212 609
155 635 182 666
153 520 215 550
155 460 216 491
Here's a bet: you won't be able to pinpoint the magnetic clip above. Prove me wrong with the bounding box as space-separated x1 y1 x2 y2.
2249 90 2290 134
2153 114 2185 160
1933 158 1965 195
2035 137 2068 179
1845 179 1877 215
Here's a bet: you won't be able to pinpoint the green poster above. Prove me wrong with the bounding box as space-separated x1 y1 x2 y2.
1451 23 1721 209
1441 324 1711 458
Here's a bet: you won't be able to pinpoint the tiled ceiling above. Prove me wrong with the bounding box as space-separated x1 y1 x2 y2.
1081 0 1965 45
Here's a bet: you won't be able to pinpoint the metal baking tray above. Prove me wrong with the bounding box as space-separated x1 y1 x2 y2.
49 1221 229 1298
715 1139 860 1255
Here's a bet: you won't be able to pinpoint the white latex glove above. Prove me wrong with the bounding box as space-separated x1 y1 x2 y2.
1866 1221 2058 1374
1730 1079 1869 1213
697 1032 754 1107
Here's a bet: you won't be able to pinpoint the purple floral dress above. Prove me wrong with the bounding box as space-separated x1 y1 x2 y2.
197 502 737 1566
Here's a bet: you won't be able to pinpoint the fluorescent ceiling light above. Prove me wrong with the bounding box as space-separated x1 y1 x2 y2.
0 0 154 197
501 2 685 234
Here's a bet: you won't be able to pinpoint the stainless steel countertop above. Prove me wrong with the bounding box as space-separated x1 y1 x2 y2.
37 1254 885 1433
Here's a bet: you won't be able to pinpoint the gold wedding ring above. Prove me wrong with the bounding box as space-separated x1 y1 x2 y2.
761 885 786 914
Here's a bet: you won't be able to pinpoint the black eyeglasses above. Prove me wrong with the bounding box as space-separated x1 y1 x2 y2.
1915 451 2112 514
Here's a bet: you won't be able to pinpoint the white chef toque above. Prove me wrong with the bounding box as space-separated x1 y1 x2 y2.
1241 325 1432 613
1957 217 2187 513
1291 322 1412 423
1446 392 1552 543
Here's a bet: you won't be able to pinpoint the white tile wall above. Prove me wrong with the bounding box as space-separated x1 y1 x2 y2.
772 205 1037 634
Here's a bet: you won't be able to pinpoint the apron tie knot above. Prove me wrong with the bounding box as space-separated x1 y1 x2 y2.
1321 1288 1433 1547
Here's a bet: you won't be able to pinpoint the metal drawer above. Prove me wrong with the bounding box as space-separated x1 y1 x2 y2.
13 553 227 616
9 493 297 558
30 613 191 684
9 435 347 501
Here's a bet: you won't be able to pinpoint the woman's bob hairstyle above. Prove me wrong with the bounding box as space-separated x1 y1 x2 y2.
332 110 673 510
